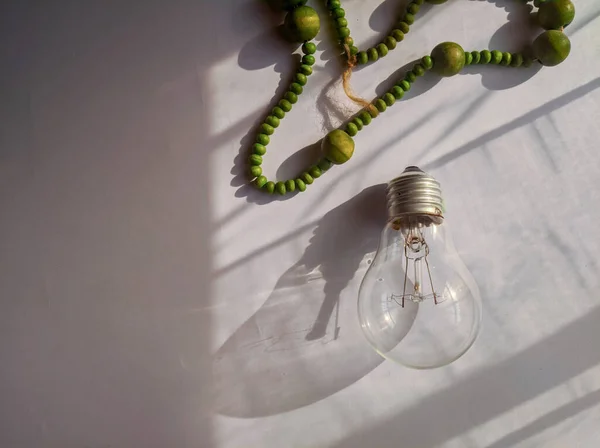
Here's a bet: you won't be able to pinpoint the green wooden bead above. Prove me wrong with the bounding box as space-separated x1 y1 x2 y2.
255 175 268 188
302 42 317 54
264 181 275 194
349 45 359 55
377 43 389 57
391 85 405 99
322 129 355 164
310 166 322 178
249 154 263 166
250 166 262 178
336 17 348 28
368 106 378 118
511 53 524 67
391 30 405 42
500 52 512 66
253 143 267 155
265 116 280 128
275 181 287 195
283 6 320 43
352 117 364 130
431 41 465 77
481 50 492 64
421 55 433 69
398 22 410 33
405 72 417 83
328 0 341 8
302 172 314 184
279 99 292 112
261 123 275 135
296 178 306 191
294 73 308 86
413 63 426 76
399 80 411 91
464 52 473 66
286 179 296 192
256 133 270 145
368 47 379 61
338 27 350 38
408 3 420 14
302 54 315 66
272 106 286 119
374 98 387 112
491 50 503 64
538 0 575 30
404 13 415 25
332 7 345 18
383 92 396 106
357 51 369 64
532 30 571 66
299 64 313 76
384 36 397 50
343 36 354 47
346 122 358 136
318 158 333 171
284 91 298 104
359 111 372 125
290 82 303 95
471 51 481 64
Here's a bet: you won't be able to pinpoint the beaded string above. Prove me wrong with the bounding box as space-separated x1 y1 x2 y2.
249 0 575 196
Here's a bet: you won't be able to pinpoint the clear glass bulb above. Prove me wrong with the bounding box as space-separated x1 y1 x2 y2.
358 170 482 369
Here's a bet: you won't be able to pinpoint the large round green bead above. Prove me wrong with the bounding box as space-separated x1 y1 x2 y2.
283 6 320 43
532 30 571 66
537 0 575 30
431 42 465 77
322 130 355 165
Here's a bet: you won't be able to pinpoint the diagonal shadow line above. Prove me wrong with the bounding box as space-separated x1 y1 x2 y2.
422 77 600 170
486 389 600 448
332 306 600 448
569 8 600 35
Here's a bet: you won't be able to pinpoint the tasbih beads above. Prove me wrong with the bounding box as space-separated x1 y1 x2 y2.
250 0 575 196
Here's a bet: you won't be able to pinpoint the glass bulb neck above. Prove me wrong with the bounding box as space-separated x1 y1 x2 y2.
386 166 444 225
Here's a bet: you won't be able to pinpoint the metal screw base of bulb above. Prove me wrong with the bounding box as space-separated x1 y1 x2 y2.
386 166 444 224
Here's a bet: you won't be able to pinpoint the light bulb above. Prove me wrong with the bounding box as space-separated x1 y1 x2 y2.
358 167 482 369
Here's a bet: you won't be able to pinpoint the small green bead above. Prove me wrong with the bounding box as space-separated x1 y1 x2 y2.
272 106 285 119
255 175 267 188
328 0 341 8
538 0 575 30
250 166 262 178
501 52 512 66
471 51 481 64
511 53 524 67
404 13 415 25
336 17 348 27
383 92 396 106
310 166 322 178
264 181 275 194
286 179 296 192
374 98 387 112
346 122 358 136
491 50 503 64
332 7 345 18
405 72 416 83
352 117 364 130
349 45 359 55
421 55 433 69
357 51 369 65
249 154 263 166
359 111 372 125
481 50 492 64
377 43 389 57
368 106 378 118
284 91 298 104
253 143 267 155
398 22 410 33
290 82 303 95
399 80 411 91
342 36 354 47
302 172 314 184
299 64 313 76
390 85 405 99
318 158 333 171
283 6 321 43
532 30 571 66
338 27 350 38
431 41 465 77
302 42 316 54
391 30 405 42
322 129 355 164
296 178 306 191
408 3 420 14
279 99 292 112
261 123 274 135
294 73 307 86
256 133 270 145
265 116 280 128
412 64 425 76
302 54 315 66
275 181 286 195
464 52 473 66
368 47 379 61
384 36 397 50
522 56 534 67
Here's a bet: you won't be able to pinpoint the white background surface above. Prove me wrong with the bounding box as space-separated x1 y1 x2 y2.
1 1 600 447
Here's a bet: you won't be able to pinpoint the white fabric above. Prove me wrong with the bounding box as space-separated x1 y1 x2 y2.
1 1 600 447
